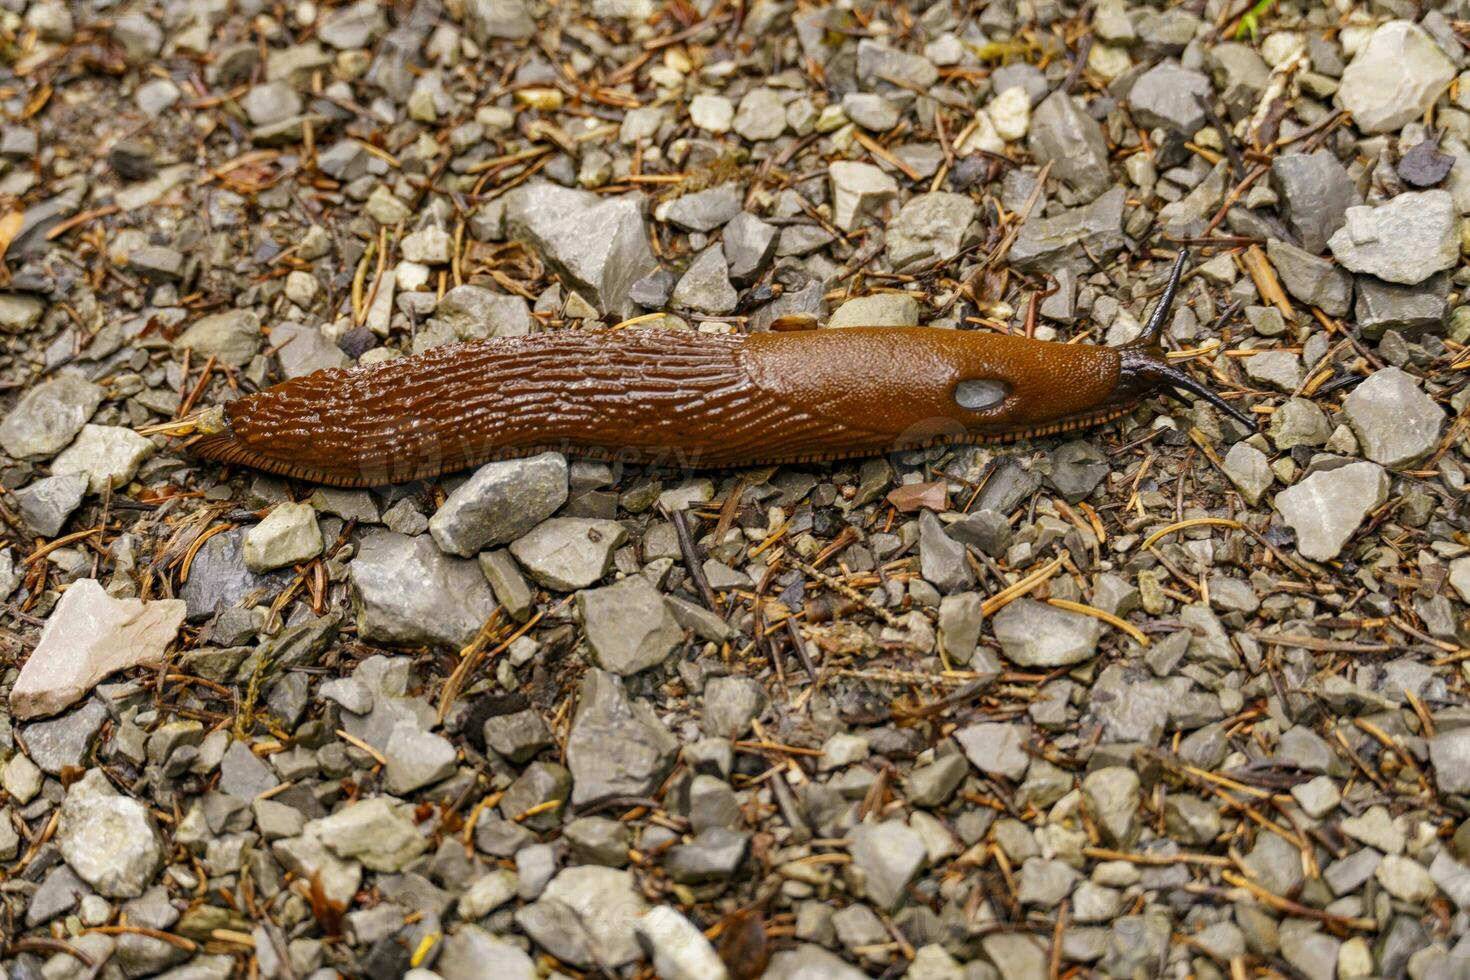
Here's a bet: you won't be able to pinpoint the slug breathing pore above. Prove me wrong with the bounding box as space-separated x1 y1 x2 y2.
161 248 1249 487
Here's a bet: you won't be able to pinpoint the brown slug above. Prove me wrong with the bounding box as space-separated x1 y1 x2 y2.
176 251 1250 487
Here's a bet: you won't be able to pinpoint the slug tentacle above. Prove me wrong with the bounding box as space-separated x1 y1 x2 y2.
1111 248 1255 429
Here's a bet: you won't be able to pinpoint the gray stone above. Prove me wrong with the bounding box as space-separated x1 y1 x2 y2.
515 866 648 970
351 531 497 647
1355 272 1449 339
992 599 1101 667
849 819 926 910
1268 397 1332 449
316 797 428 872
886 192 977 271
1028 91 1113 201
479 548 536 622
172 310 261 368
827 292 920 328
856 38 938 89
501 761 570 830
505 183 657 316
1328 191 1459 285
701 675 766 739
1047 440 1109 501
919 511 974 594
272 322 349 376
1270 151 1356 254
0 375 104 459
664 827 749 882
243 501 322 572
579 574 682 675
1266 239 1352 316
0 291 44 332
58 769 163 897
1430 727 1470 794
1011 187 1127 275
1222 442 1272 505
241 82 301 126
1342 366 1445 467
766 944 868 980
463 0 534 42
722 212 777 285
383 723 458 794
829 161 898 232
841 92 899 131
634 906 728 980
1275 461 1389 561
51 424 155 495
425 284 532 343
429 453 568 556
1336 20 1455 134
656 183 743 233
437 925 536 980
733 88 786 141
1018 857 1079 908
1083 767 1142 846
219 739 278 798
670 245 737 314
938 592 984 664
317 0 383 48
11 472 88 537
566 669 678 806
1129 61 1211 133
1243 350 1303 393
955 721 1031 781
510 517 626 591
482 706 552 764
564 816 630 866
904 754 969 806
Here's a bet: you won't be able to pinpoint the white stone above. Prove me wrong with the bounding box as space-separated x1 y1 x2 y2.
244 501 324 572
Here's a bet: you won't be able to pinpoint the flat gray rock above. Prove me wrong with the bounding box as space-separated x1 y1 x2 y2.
1270 150 1356 254
1275 461 1389 561
886 192 977 271
1342 366 1445 467
579 574 683 675
1028 90 1112 201
849 820 926 910
350 530 497 647
429 452 568 556
1328 191 1458 285
0 374 104 459
58 769 163 897
565 669 678 807
1266 238 1352 315
508 517 627 591
1336 20 1455 134
992 598 1102 666
171 310 261 367
1010 186 1127 275
670 244 738 315
1129 60 1211 133
515 866 648 971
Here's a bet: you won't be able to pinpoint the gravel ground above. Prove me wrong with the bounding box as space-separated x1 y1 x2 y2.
2 0 1470 978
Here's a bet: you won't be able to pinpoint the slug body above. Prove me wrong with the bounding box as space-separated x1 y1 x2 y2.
190 253 1247 487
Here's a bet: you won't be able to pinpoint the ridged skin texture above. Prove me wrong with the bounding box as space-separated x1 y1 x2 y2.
191 327 1125 487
